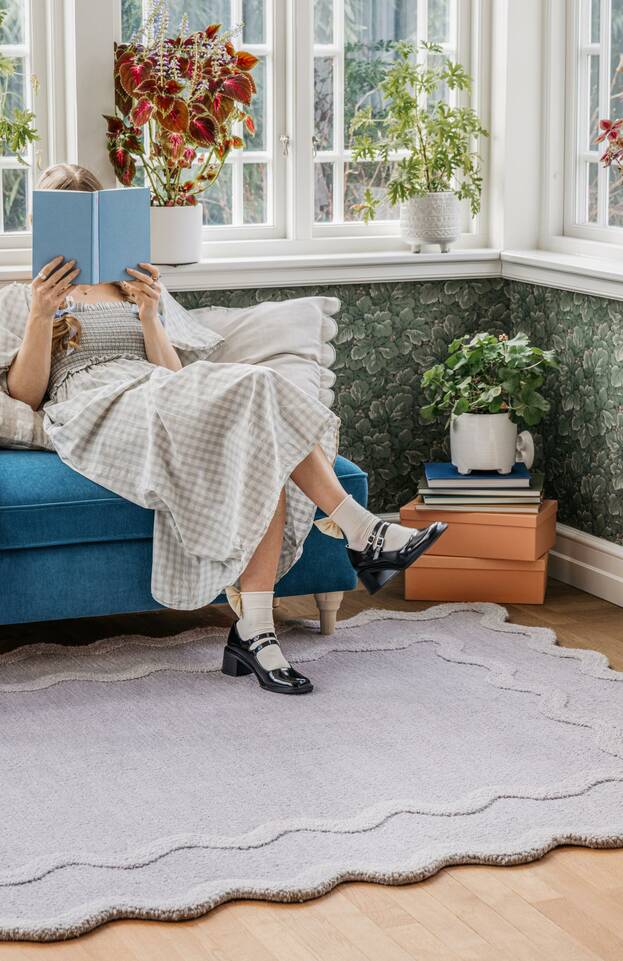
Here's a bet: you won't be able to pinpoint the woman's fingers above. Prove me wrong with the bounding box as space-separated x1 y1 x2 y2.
57 267 80 289
138 262 160 281
48 259 77 287
125 267 154 284
122 278 161 300
33 255 63 285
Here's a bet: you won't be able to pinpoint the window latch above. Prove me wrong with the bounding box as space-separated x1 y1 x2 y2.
279 134 290 157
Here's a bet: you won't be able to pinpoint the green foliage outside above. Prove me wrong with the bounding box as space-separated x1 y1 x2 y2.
0 9 38 162
420 332 558 427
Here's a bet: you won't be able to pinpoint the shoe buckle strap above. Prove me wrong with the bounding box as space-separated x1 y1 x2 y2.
367 520 389 560
249 632 280 656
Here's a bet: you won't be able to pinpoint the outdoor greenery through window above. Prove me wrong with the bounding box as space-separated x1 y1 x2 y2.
313 0 457 225
574 0 623 228
0 0 32 233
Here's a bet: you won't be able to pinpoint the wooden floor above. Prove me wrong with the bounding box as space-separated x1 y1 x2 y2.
1 579 622 961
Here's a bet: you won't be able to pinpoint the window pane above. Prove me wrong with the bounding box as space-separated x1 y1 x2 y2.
0 0 25 44
314 162 334 222
609 164 623 225
2 167 28 231
242 0 264 43
591 0 600 42
587 162 599 223
246 55 265 151
168 0 231 32
121 0 142 40
343 2 419 143
314 56 334 150
314 0 333 44
428 0 450 43
588 55 600 149
243 162 267 223
200 163 233 225
344 160 397 221
0 57 27 157
610 1 623 121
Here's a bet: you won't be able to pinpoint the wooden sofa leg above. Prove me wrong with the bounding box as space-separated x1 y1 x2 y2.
314 591 344 635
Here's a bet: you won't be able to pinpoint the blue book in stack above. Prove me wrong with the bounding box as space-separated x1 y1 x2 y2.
32 186 151 285
417 462 544 514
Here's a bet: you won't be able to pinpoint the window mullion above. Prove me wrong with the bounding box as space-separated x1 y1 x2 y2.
333 0 344 224
289 0 314 240
598 0 610 224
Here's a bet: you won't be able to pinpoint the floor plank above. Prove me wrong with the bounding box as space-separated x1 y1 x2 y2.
1 577 621 959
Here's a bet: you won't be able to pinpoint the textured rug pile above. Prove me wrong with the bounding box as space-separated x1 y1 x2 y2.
1 603 622 941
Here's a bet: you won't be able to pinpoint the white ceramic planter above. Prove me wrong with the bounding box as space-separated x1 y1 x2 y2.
450 412 535 475
150 204 203 265
400 191 461 253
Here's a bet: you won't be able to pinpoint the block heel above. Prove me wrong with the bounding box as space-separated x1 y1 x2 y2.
222 645 253 677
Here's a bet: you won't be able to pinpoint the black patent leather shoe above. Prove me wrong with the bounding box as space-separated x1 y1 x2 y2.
347 520 448 595
222 623 313 694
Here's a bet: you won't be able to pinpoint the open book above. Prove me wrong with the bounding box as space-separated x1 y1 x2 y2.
32 186 151 285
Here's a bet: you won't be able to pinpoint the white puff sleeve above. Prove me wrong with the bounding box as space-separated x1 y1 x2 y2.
159 286 223 365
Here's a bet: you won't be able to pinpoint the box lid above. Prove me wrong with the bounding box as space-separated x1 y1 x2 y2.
400 497 557 529
413 553 548 571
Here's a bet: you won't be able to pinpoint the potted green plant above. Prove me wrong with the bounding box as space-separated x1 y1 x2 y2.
104 0 258 264
420 333 558 475
350 41 488 252
0 10 38 168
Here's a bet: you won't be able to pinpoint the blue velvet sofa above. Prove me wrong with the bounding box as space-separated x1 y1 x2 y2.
0 449 367 631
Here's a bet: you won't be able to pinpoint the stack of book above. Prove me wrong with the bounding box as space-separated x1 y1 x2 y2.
416 462 543 514
399 461 558 604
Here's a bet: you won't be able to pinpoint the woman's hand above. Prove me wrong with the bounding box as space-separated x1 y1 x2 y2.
122 263 161 324
31 256 80 319
123 263 181 372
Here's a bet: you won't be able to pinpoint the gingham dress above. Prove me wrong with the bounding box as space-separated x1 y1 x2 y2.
0 285 339 610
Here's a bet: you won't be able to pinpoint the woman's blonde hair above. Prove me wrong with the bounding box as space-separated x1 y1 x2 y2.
37 163 122 356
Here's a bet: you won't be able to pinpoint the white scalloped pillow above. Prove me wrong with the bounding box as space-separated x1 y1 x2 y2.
189 296 339 407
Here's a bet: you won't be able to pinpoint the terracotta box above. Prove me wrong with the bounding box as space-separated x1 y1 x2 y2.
400 498 558 562
404 553 549 605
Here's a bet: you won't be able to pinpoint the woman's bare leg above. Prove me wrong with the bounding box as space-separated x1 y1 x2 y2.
290 445 347 515
239 489 286 591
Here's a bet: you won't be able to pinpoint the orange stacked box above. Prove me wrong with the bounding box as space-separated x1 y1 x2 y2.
400 463 557 604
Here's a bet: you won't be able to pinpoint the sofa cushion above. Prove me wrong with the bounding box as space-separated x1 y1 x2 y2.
0 450 367 552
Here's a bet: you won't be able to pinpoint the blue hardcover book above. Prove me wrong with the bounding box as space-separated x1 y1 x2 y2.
32 187 151 285
424 462 531 489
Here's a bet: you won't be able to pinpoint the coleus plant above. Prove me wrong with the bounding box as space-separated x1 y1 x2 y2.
104 0 258 206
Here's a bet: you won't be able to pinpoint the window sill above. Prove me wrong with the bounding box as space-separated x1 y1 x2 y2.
502 249 623 302
0 248 502 291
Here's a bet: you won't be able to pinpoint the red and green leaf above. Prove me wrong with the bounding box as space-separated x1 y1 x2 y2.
236 51 259 71
188 113 217 146
130 97 154 127
118 58 153 97
221 72 254 105
155 96 189 133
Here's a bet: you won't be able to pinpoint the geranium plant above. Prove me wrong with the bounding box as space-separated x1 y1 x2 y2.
350 40 488 222
104 0 258 206
596 116 623 171
420 333 558 427
0 11 38 162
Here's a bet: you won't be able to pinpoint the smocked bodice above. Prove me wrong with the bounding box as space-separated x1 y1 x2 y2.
48 300 148 398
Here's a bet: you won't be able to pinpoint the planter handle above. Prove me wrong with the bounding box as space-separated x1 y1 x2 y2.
516 430 535 470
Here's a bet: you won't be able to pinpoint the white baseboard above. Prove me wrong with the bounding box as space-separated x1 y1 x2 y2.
550 523 623 608
382 512 623 607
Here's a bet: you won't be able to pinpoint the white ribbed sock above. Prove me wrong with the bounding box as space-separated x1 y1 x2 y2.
233 591 290 671
328 495 414 553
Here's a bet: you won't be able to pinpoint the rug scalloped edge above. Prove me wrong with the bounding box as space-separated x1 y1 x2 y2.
5 830 623 943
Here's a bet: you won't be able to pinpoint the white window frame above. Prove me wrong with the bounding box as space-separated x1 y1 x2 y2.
541 0 623 260
0 0 490 273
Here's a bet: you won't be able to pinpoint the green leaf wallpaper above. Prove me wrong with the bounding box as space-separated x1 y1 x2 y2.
508 281 623 545
176 278 623 544
176 279 509 513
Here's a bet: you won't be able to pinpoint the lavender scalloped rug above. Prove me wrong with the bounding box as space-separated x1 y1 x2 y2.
2 603 623 941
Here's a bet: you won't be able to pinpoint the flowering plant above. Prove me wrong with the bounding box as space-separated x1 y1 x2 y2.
103 0 258 206
0 11 38 162
596 117 623 170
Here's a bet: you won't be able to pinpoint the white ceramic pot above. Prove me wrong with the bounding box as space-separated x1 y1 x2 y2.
400 191 461 253
150 204 203 265
450 412 535 475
